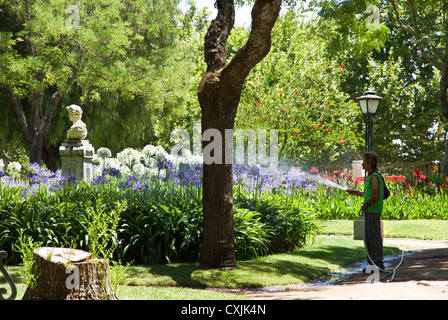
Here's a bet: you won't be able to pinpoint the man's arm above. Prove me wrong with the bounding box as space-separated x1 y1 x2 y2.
346 188 364 197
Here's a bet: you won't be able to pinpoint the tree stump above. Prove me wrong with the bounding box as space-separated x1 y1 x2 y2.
22 247 117 300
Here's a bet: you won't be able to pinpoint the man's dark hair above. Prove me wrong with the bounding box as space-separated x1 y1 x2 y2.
362 151 378 171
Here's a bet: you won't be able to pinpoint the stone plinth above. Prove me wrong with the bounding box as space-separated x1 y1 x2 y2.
351 160 365 180
353 216 383 241
59 139 95 181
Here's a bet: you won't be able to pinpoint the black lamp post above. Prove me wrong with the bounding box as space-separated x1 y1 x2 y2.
356 90 382 152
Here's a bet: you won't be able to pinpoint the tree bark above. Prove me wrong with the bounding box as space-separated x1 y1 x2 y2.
22 247 117 300
439 64 448 176
198 0 281 269
41 138 60 172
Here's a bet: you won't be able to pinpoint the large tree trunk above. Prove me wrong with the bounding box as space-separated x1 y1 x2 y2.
198 0 281 269
29 130 43 165
22 247 117 300
439 65 448 176
41 137 60 172
198 79 241 269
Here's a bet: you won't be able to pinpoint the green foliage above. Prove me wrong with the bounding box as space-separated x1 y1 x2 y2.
81 197 126 260
233 13 364 165
234 193 321 253
233 208 271 260
14 229 42 288
0 0 200 158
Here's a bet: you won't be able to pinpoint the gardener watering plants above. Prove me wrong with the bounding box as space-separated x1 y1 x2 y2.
346 152 387 272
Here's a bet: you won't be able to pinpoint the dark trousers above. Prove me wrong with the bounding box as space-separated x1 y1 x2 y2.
365 212 384 269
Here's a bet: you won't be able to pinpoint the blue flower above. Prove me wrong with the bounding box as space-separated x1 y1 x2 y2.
91 174 110 186
119 175 148 191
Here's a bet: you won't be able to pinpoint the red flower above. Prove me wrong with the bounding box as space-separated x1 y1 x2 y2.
295 91 298 94
311 167 318 173
333 170 340 175
326 129 331 133
318 123 323 128
339 141 343 145
328 101 331 104
257 101 261 104
294 131 299 135
310 125 314 129
341 64 345 68
280 93 283 97
282 110 286 113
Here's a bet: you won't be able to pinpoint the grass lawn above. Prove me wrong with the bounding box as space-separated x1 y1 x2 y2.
318 219 448 240
2 237 399 300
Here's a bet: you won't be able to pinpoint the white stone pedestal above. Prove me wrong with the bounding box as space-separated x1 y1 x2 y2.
59 139 95 181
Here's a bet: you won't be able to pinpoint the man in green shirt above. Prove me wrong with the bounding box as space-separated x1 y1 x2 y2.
346 152 385 270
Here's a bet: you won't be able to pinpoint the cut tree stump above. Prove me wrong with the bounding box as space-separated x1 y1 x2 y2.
22 247 118 300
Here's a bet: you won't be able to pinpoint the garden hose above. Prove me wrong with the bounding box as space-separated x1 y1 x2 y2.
361 210 404 282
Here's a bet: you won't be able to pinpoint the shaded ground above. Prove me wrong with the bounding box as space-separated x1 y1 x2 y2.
247 238 448 300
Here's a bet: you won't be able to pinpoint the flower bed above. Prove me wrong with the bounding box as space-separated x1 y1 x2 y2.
1 148 446 266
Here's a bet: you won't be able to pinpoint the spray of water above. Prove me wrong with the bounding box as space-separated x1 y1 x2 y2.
288 165 348 191
302 173 348 190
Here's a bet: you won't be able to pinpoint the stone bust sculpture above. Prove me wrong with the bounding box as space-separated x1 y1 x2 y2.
66 104 88 140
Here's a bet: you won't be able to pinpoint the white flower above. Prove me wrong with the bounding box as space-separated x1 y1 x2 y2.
119 165 130 175
153 146 168 162
92 154 102 166
107 158 121 170
142 144 157 158
7 161 22 174
132 163 146 176
117 148 142 167
0 159 4 170
97 147 112 159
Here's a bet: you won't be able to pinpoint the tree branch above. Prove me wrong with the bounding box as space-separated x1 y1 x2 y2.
203 0 235 73
407 0 445 64
222 0 282 85
0 84 31 142
388 0 443 71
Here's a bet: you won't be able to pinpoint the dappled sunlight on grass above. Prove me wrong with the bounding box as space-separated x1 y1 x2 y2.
2 237 401 299
123 237 400 290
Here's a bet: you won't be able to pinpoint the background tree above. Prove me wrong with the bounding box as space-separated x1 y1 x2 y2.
309 0 447 174
0 0 195 169
385 0 448 175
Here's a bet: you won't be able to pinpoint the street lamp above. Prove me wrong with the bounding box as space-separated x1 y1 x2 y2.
356 90 382 152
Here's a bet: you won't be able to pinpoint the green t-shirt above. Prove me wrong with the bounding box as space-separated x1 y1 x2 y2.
364 172 384 214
